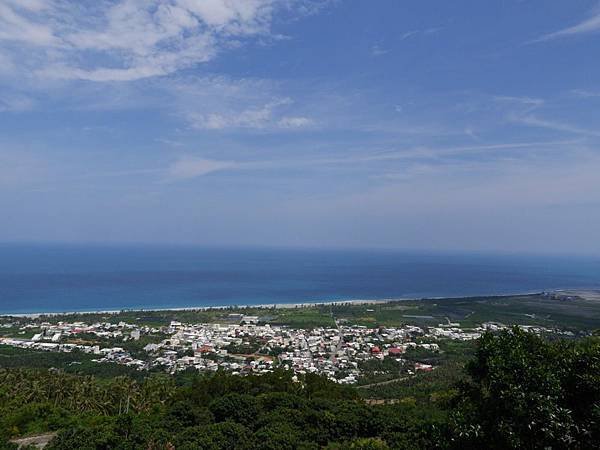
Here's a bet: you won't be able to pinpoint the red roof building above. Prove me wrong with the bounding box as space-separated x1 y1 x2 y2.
415 362 433 372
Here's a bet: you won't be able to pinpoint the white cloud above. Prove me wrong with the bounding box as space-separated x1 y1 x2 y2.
39 64 176 83
400 30 419 40
188 105 314 130
190 105 274 129
0 0 278 82
184 93 294 130
278 116 313 128
0 0 339 83
177 0 272 29
0 1 58 46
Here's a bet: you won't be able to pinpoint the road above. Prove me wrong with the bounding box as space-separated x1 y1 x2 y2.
356 375 410 389
10 433 57 449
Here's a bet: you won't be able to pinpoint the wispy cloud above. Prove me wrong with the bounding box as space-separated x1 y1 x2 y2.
513 115 600 138
166 77 316 131
0 93 35 112
571 89 600 98
370 45 388 57
350 140 578 164
165 157 238 180
532 4 600 42
278 116 314 128
155 138 185 148
493 95 600 138
400 27 442 41
158 140 575 182
187 98 300 130
493 95 544 114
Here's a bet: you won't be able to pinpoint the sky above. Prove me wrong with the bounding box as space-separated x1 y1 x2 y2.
1 0 600 254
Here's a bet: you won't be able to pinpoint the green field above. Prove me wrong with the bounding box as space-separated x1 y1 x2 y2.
331 293 600 331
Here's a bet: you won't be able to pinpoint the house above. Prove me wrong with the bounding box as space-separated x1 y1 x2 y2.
388 347 403 356
241 316 259 324
143 343 159 352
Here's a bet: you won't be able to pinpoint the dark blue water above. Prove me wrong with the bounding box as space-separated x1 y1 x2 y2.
0 244 599 314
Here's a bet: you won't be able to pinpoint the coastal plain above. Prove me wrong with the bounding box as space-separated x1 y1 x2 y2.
3 291 596 330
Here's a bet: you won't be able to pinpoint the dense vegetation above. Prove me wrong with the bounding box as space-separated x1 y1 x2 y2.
1 328 599 449
0 369 444 449
0 345 146 380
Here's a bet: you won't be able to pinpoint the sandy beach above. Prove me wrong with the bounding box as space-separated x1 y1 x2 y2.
3 298 395 318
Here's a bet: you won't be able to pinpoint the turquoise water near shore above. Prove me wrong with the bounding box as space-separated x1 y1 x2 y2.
0 244 599 314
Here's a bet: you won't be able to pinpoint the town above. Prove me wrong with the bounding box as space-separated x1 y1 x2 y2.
0 312 573 384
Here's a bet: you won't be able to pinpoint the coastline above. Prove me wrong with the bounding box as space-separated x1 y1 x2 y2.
3 298 393 318
0 291 547 318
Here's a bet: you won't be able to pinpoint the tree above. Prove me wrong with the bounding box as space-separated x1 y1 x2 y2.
209 393 259 428
449 328 600 449
47 423 119 450
252 422 303 450
175 422 251 450
165 400 213 429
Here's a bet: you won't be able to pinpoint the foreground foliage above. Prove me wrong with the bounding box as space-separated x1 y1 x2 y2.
449 329 600 449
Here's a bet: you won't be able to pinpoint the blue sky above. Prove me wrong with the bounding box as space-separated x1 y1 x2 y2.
1 0 600 254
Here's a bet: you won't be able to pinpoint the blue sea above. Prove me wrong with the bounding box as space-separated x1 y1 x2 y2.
0 244 599 314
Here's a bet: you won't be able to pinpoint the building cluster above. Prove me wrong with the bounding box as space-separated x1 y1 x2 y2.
0 316 571 383
0 320 150 369
139 321 440 383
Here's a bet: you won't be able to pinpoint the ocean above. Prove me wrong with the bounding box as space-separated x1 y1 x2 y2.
0 244 599 314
